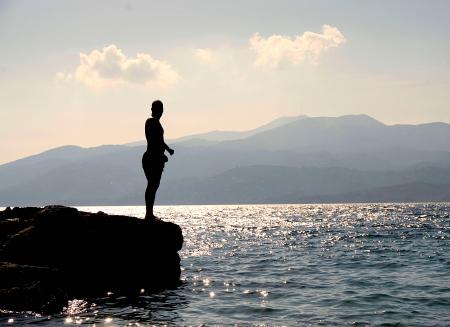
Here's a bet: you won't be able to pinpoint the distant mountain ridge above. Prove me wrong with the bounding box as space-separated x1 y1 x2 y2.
217 114 450 152
1 114 450 206
125 114 306 146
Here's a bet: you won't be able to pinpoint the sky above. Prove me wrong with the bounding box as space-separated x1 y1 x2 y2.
1 0 450 164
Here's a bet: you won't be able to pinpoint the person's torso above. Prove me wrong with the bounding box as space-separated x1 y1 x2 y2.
145 118 165 156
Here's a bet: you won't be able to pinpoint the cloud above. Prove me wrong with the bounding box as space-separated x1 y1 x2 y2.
56 71 72 81
59 45 180 88
194 48 214 63
249 25 346 68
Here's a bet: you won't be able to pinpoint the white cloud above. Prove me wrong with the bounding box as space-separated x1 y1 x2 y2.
59 45 180 88
249 25 346 69
56 71 72 81
194 48 214 63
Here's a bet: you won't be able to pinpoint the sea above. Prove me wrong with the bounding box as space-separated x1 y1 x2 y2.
1 203 449 326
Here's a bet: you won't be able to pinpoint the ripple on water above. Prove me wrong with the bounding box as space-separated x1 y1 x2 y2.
1 203 450 326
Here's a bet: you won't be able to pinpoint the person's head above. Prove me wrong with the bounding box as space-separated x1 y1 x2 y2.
151 100 163 119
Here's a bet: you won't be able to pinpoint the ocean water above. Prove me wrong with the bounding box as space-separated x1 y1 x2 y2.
1 203 450 326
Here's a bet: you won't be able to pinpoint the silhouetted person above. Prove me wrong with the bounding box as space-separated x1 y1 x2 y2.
142 100 174 220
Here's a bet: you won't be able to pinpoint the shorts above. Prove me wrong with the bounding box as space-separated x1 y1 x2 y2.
142 151 165 181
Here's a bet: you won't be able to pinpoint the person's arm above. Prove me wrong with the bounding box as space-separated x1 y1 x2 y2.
145 119 151 144
164 142 174 155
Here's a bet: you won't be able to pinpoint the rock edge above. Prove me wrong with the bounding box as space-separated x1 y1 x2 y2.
0 205 183 313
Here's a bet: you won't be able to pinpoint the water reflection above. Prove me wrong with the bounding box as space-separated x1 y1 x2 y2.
64 287 190 325
1 203 449 325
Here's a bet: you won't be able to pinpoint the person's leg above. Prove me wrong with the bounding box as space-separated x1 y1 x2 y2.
142 153 153 219
145 166 163 219
144 180 152 218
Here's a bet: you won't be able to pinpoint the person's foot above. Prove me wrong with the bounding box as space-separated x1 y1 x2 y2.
144 213 163 222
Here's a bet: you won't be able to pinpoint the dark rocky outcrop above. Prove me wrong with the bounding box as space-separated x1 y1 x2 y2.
0 205 183 313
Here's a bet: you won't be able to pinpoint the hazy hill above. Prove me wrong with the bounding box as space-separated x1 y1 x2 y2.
1 114 450 206
3 163 450 206
217 115 450 152
126 115 305 147
0 145 129 189
288 182 450 204
161 115 450 180
157 165 450 204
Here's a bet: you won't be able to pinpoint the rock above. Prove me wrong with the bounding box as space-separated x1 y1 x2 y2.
0 206 41 221
0 262 66 313
0 205 183 313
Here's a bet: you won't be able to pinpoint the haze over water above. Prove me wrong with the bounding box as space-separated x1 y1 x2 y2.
2 203 449 326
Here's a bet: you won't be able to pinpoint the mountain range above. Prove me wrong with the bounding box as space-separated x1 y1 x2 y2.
1 114 450 206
